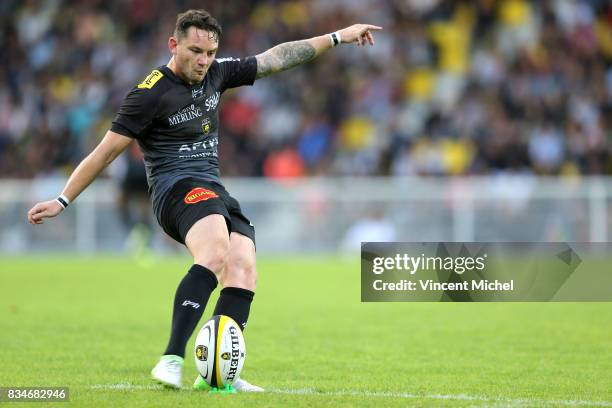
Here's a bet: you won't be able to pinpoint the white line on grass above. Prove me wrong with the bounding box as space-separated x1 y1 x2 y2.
90 384 612 407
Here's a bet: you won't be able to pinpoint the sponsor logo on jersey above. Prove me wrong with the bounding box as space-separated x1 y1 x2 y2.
137 69 163 89
178 136 218 155
184 187 219 204
205 92 220 112
169 104 203 126
201 117 211 134
196 345 208 361
192 85 204 100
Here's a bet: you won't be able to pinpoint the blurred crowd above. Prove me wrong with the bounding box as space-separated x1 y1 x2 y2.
2 0 612 179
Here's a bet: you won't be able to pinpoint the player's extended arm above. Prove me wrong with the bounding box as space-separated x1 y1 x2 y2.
27 130 133 225
255 24 382 79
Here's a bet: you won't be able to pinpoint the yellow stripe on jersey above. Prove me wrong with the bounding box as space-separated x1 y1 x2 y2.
137 69 163 89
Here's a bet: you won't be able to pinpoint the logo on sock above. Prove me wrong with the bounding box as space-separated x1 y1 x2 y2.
181 300 200 309
184 187 218 204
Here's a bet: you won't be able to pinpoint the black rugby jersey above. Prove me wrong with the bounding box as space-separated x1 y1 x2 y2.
111 56 257 217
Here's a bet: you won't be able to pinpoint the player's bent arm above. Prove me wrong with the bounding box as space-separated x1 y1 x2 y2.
27 130 132 225
255 23 382 79
61 130 133 202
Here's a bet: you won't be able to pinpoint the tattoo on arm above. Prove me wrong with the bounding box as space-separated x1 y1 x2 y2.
255 40 316 79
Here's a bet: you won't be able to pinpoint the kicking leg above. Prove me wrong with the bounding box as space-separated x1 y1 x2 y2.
217 232 263 392
194 232 263 392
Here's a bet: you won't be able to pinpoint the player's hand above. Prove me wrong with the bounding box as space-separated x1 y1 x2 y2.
27 200 64 225
338 24 382 46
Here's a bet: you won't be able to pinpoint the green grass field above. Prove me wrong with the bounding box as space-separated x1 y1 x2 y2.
1 255 611 407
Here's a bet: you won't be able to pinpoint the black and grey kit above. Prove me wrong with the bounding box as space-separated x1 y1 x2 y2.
111 57 258 357
111 56 257 231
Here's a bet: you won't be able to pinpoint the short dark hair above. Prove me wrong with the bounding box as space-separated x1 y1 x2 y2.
174 9 222 42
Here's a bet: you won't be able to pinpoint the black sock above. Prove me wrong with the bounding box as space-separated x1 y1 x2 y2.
163 264 218 357
213 287 255 331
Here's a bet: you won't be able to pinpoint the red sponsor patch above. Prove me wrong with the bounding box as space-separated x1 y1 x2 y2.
184 187 219 204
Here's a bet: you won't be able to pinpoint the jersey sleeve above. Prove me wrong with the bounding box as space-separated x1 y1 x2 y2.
215 56 258 92
111 70 163 139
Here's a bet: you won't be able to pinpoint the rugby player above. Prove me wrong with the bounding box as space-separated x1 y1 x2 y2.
27 9 381 392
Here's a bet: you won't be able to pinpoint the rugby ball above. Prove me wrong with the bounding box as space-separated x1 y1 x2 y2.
194 315 246 388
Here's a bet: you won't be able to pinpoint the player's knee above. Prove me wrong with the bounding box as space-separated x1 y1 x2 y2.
193 239 230 276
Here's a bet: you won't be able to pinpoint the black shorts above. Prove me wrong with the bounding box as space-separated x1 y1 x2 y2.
158 178 255 245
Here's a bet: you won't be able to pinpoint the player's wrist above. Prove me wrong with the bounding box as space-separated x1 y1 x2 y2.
329 31 342 47
55 194 70 210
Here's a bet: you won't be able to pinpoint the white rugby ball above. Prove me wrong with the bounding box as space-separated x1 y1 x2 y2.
194 315 246 388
